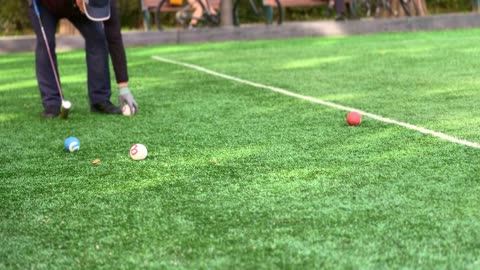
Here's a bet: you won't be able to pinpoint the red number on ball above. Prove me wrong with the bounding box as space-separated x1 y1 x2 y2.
130 144 138 155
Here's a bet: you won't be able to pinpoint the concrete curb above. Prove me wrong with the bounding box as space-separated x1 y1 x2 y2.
1 13 480 53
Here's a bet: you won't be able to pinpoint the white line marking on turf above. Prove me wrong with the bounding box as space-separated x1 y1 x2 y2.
152 55 480 149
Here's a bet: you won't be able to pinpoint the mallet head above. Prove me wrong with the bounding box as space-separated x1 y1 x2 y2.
59 100 71 119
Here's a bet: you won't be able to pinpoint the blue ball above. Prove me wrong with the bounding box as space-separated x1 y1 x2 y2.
64 137 80 152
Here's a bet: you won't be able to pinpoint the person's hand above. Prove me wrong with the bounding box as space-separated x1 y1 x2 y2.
76 0 85 14
119 86 138 114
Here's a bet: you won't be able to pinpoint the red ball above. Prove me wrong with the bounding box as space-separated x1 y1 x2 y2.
346 111 362 126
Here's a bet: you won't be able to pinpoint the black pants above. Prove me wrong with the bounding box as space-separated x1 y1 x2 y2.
28 2 111 109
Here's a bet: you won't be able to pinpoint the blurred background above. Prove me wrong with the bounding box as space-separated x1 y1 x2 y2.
0 0 475 35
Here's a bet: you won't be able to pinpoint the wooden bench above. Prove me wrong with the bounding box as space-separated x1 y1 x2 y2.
264 0 357 17
142 0 220 13
142 0 221 30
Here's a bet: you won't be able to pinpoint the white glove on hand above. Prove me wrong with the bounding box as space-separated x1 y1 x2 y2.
119 86 138 114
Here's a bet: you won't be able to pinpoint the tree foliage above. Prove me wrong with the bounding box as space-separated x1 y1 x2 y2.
0 0 30 35
116 0 143 29
426 0 472 12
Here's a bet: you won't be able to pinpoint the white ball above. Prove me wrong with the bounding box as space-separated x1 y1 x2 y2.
122 104 135 116
130 144 147 160
62 100 72 110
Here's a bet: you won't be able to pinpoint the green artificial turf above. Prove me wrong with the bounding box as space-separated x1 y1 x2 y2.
1 29 480 269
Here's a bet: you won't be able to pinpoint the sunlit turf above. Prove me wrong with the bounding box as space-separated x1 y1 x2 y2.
1 28 480 269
